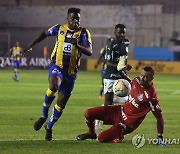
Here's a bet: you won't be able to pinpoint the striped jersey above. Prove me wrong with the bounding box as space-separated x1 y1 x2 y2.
46 24 92 75
11 46 22 61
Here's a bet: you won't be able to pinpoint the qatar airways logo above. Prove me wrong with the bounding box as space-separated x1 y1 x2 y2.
129 95 139 108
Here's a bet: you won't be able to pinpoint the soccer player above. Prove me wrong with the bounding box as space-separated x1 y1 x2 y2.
9 41 23 81
23 8 93 141
77 66 165 144
103 24 131 107
94 24 131 130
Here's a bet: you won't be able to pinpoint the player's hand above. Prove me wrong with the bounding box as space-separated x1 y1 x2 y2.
22 48 32 56
156 135 167 146
70 35 80 46
117 56 126 71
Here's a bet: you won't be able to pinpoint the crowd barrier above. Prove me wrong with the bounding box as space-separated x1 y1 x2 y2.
87 59 180 75
1 57 180 75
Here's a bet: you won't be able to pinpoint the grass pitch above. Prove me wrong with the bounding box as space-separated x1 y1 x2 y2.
0 69 179 154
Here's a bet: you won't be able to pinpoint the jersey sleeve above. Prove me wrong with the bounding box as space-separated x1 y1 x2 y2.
124 38 130 58
80 28 92 46
100 47 105 54
149 85 162 113
45 24 60 36
124 38 130 46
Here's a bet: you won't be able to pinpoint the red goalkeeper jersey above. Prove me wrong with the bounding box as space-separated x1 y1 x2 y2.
122 77 162 130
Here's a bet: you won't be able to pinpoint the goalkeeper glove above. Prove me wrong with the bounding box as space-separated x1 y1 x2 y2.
117 56 126 71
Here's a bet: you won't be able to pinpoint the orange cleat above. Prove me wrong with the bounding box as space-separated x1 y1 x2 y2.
98 96 104 100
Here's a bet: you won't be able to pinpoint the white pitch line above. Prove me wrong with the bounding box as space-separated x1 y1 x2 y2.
171 90 180 95
157 89 176 92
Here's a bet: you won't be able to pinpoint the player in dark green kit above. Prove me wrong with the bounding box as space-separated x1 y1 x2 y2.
103 24 131 106
94 24 131 130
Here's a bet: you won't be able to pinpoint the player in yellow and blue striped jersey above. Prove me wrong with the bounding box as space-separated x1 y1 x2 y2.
23 7 93 141
9 41 22 81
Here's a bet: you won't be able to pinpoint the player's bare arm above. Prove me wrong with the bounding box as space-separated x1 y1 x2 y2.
77 43 92 56
70 37 92 56
94 51 106 69
23 32 47 55
152 111 164 136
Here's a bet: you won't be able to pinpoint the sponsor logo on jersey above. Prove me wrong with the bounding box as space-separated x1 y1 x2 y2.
110 74 123 78
52 68 61 75
66 32 73 38
60 31 64 35
63 42 72 53
129 95 139 108
137 94 144 101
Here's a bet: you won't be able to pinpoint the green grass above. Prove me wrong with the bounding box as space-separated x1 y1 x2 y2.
0 69 180 154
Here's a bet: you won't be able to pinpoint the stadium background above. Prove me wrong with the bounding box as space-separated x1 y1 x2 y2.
0 0 180 74
0 1 180 153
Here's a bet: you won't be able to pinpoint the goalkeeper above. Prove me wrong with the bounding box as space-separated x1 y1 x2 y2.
77 66 165 145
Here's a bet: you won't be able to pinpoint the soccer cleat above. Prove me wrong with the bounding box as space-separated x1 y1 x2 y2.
44 125 52 141
13 77 19 82
76 133 97 140
98 96 103 100
33 117 47 131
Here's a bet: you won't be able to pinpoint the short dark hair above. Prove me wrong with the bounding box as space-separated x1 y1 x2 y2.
68 8 80 14
143 66 154 76
115 24 126 29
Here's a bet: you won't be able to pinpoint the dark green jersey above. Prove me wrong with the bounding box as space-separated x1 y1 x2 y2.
104 38 130 79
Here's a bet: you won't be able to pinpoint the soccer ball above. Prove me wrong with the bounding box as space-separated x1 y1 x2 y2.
113 79 131 97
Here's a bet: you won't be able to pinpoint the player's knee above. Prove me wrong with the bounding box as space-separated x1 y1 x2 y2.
84 109 90 119
84 109 94 120
49 85 58 92
49 77 61 91
97 134 106 143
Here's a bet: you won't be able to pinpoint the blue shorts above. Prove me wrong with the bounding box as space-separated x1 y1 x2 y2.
13 60 21 69
49 63 77 97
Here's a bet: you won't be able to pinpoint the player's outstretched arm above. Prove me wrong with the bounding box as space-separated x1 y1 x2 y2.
94 52 105 69
153 111 164 136
23 32 47 56
152 111 167 146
